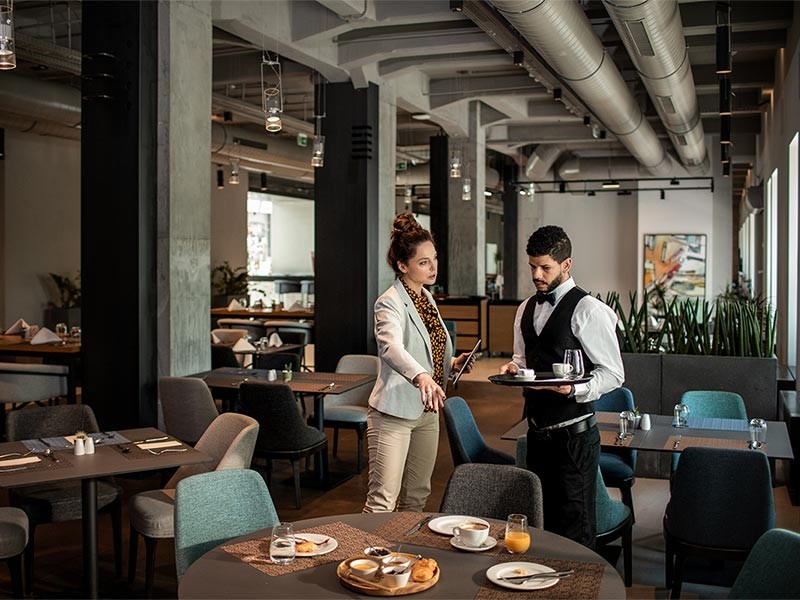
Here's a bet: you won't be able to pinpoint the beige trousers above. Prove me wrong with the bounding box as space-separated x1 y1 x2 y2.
363 407 439 513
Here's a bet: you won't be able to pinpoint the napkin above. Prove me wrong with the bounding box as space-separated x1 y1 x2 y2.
227 299 245 311
232 338 256 353
211 331 221 344
30 327 61 345
287 301 305 312
4 319 29 335
138 440 182 450
0 456 41 467
268 333 283 347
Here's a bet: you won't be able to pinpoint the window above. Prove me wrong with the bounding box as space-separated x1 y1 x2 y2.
247 192 273 276
789 133 799 366
765 168 779 304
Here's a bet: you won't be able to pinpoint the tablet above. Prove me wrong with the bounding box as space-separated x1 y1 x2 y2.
452 338 481 387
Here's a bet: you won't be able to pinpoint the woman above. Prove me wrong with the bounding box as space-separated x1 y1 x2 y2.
363 213 474 513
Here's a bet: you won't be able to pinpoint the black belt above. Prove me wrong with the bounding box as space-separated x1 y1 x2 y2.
529 414 596 439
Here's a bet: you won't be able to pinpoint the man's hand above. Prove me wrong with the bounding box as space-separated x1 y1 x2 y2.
536 384 573 395
499 362 519 375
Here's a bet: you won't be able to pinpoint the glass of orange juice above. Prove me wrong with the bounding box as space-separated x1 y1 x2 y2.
504 514 530 554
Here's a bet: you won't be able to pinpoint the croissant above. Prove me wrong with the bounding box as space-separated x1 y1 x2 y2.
295 541 316 553
416 558 437 571
411 567 434 582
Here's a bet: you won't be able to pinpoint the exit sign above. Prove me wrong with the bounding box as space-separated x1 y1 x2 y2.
396 161 408 171
297 133 308 147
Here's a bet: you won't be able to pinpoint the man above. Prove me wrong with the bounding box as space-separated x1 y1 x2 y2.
500 225 624 548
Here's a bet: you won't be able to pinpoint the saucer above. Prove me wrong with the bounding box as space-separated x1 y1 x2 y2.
449 535 497 552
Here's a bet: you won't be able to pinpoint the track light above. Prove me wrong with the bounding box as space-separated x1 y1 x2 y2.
723 162 731 177
260 172 268 191
0 0 16 70
559 182 566 193
216 167 224 190
660 189 666 200
513 51 523 66
587 190 596 197
553 88 562 100
716 3 732 74
602 180 620 189
719 76 732 116
720 114 731 144
670 178 680 186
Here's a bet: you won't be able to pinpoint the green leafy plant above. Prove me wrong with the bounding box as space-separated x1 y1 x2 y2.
49 272 81 308
211 262 249 296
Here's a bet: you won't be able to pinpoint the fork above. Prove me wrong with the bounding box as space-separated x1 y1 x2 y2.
147 447 187 455
672 435 682 450
506 570 575 585
295 535 331 545
0 450 34 460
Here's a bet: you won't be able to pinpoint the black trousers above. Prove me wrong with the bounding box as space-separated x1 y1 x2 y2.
526 424 600 549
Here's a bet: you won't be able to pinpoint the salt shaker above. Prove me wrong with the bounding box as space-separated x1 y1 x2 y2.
640 413 651 431
85 437 95 455
74 438 85 456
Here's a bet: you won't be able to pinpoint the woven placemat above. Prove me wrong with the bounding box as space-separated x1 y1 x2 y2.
663 435 758 452
474 554 605 600
0 449 73 475
110 442 188 460
599 430 634 447
372 512 506 556
221 521 391 576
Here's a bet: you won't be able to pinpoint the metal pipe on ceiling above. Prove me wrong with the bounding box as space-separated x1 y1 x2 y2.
490 0 671 176
524 144 567 180
602 0 709 174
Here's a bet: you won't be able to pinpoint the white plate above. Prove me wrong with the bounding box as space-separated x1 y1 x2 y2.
294 533 338 557
427 515 490 536
450 535 497 552
486 562 559 591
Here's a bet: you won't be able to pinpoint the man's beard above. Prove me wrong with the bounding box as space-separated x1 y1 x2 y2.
545 271 564 292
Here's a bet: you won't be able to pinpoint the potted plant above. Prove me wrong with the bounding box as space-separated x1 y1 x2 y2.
44 272 81 330
211 262 249 308
282 362 293 382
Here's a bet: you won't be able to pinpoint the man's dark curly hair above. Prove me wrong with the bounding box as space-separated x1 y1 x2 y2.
526 225 572 262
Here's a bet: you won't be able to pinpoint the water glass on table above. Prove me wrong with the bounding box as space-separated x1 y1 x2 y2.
55 322 68 344
672 403 690 428
562 349 584 379
504 514 530 554
618 410 634 438
269 523 296 565
748 418 767 449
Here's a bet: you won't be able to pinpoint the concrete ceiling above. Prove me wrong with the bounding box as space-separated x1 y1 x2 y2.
6 0 795 199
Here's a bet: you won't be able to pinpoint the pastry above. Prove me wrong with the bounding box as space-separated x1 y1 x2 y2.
411 567 434 582
416 558 437 571
295 540 317 553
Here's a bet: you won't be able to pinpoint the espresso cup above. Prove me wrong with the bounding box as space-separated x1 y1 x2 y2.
552 363 574 378
452 521 489 547
515 368 535 379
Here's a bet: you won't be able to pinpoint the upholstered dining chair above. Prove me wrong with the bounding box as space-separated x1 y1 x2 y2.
0 506 29 597
252 352 300 372
664 447 774 599
174 469 279 579
672 390 748 472
322 354 379 473
595 468 633 587
210 328 247 344
238 381 328 509
442 397 515 466
128 412 258 597
728 528 800 599
159 377 219 446
0 362 68 435
211 344 239 369
594 387 637 518
440 463 544 528
216 319 268 340
6 404 123 591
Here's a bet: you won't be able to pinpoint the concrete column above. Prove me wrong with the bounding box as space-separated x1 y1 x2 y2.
157 0 212 378
448 101 486 295
377 82 397 293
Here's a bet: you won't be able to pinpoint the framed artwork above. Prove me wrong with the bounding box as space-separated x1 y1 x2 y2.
643 234 706 298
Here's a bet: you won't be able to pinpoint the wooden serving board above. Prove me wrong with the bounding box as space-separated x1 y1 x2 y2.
337 554 439 596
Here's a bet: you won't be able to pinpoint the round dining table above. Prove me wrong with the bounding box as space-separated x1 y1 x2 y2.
178 512 626 599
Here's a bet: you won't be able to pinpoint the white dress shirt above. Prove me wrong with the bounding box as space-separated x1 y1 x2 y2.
511 277 624 403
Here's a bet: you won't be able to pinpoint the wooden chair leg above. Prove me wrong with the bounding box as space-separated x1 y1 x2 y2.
23 524 35 595
620 483 635 524
111 500 123 578
7 554 23 598
356 430 364 473
128 526 139 584
622 525 632 587
144 536 158 598
665 537 673 587
291 459 302 509
333 428 339 457
670 551 685 600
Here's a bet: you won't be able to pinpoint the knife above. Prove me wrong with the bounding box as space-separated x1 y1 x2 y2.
502 569 575 581
403 515 432 536
133 436 169 445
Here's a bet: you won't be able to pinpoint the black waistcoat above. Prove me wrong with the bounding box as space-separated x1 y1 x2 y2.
522 286 595 429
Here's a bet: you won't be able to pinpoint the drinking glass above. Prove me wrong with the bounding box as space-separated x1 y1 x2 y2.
619 411 634 438
672 403 690 428
69 326 81 343
269 523 295 565
55 323 68 342
749 418 767 449
563 349 584 379
504 514 530 554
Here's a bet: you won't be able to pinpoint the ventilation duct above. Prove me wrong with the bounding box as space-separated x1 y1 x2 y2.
744 185 764 214
0 113 80 141
558 157 692 181
525 144 566 180
491 0 671 176
211 122 313 178
0 72 81 126
602 0 709 174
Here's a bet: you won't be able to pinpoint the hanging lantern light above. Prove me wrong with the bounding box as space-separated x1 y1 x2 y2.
0 0 16 70
261 52 283 133
311 134 325 168
450 150 462 178
461 177 472 201
229 159 240 185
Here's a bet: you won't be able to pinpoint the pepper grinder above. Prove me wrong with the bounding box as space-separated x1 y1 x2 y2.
85 437 96 455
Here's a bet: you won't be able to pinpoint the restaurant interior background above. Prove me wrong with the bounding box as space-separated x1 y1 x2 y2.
0 0 798 387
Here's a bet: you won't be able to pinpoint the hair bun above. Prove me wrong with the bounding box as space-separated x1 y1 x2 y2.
392 212 420 236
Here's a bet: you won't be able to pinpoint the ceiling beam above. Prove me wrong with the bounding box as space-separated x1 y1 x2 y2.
679 1 792 36
378 50 509 77
489 123 613 145
693 61 774 92
428 74 546 108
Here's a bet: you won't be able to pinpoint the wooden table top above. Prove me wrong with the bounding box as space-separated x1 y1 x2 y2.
198 367 376 396
0 335 81 355
211 308 314 320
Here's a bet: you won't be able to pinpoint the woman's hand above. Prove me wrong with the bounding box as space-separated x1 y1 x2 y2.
413 372 446 413
453 352 475 374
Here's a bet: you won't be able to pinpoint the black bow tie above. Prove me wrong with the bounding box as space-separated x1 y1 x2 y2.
535 292 556 306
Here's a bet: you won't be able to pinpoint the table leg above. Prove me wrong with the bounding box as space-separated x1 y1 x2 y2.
82 478 98 599
313 394 326 481
67 358 78 404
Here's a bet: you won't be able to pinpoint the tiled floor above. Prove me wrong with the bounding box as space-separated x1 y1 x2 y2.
0 354 796 598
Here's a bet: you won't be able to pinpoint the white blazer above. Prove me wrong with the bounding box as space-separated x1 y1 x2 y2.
368 279 454 420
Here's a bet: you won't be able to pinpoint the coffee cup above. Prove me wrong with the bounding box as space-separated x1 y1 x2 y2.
515 368 535 379
452 521 489 548
552 363 574 378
